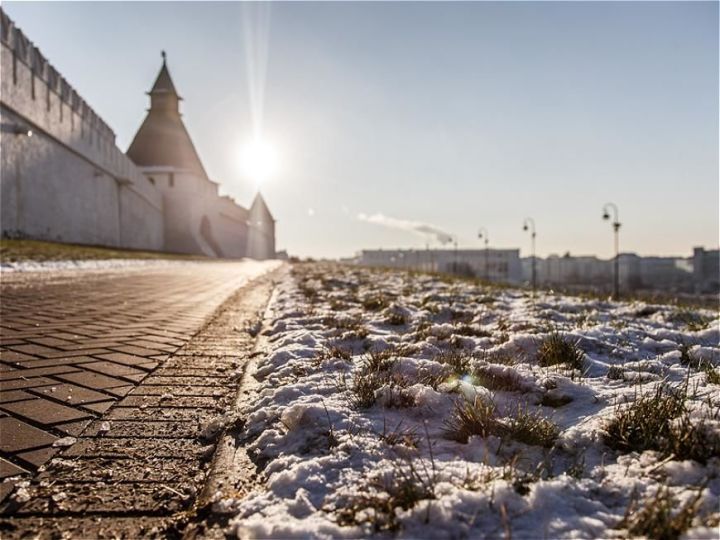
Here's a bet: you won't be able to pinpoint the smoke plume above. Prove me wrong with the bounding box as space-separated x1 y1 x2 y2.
357 213 454 245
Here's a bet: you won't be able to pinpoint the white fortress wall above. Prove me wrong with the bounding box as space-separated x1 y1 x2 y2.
0 12 163 250
210 194 248 259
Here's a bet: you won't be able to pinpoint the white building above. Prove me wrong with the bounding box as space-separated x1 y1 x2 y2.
359 248 523 283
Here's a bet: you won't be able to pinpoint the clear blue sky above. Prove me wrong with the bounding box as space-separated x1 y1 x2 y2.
6 1 718 259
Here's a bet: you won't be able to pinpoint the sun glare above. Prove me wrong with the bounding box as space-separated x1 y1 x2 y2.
240 139 279 185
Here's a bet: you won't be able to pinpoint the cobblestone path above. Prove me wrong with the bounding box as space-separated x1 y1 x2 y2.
0 260 281 535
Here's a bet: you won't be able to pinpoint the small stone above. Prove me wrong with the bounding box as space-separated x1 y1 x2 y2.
52 436 77 448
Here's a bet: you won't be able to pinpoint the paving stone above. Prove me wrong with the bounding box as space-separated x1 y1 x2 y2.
80 361 149 379
7 344 60 358
128 340 179 353
40 348 113 359
54 419 93 436
0 459 28 480
0 481 15 505
0 377 55 391
0 418 57 453
119 395 221 408
108 345 164 357
28 337 76 349
103 386 134 398
54 371 131 390
0 366 81 380
0 516 177 539
15 447 59 469
29 383 114 405
0 399 92 426
10 356 99 369
83 420 199 439
106 407 219 422
38 456 201 484
94 352 153 367
81 401 115 414
14 481 190 515
64 437 205 459
130 385 226 397
0 390 32 404
0 350 37 363
141 376 232 387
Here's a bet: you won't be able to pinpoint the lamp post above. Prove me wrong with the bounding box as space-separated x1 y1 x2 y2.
522 218 536 293
453 237 459 274
602 203 621 299
478 227 489 282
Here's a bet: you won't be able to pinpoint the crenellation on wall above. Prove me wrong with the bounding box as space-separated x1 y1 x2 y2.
0 10 115 144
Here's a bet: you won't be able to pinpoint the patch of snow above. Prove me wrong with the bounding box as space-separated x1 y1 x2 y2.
222 266 719 538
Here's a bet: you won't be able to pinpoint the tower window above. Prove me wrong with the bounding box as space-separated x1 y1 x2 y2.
169 173 174 187
148 176 155 185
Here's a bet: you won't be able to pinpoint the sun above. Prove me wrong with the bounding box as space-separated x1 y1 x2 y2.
239 138 279 185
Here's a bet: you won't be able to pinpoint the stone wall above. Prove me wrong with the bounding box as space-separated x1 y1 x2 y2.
0 10 164 250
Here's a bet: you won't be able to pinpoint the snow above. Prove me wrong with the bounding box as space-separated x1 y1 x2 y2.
0 258 194 273
223 265 720 539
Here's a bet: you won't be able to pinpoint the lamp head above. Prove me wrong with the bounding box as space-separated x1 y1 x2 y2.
602 212 610 221
523 224 528 231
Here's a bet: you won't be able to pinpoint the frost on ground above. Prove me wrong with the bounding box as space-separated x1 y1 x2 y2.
0 258 201 273
224 263 720 539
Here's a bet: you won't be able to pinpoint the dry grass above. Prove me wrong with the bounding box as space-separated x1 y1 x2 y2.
379 420 420 448
472 365 524 392
433 349 471 376
453 323 492 338
604 383 720 464
537 332 585 372
618 486 705 540
334 458 436 532
668 309 713 332
362 294 390 311
504 405 559 448
0 238 209 262
442 398 498 443
443 398 559 447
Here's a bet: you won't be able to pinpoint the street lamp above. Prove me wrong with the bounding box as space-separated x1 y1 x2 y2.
478 227 489 282
602 203 621 299
453 237 459 274
522 218 536 293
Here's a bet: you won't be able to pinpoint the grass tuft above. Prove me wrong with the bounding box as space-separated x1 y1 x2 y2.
433 349 471 376
362 294 389 311
472 365 524 392
442 398 498 443
537 332 585 371
335 459 436 532
604 383 720 464
618 486 704 540
504 405 560 448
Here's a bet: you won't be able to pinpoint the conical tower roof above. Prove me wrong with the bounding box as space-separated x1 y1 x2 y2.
127 52 207 178
150 53 179 96
250 192 275 222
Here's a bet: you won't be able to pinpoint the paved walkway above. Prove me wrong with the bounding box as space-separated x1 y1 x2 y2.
0 260 280 514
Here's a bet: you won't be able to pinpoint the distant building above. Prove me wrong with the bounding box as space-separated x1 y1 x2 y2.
359 248 523 283
0 10 276 259
693 247 720 294
522 251 703 294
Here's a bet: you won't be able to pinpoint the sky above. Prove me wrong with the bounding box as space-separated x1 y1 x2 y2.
5 1 718 259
